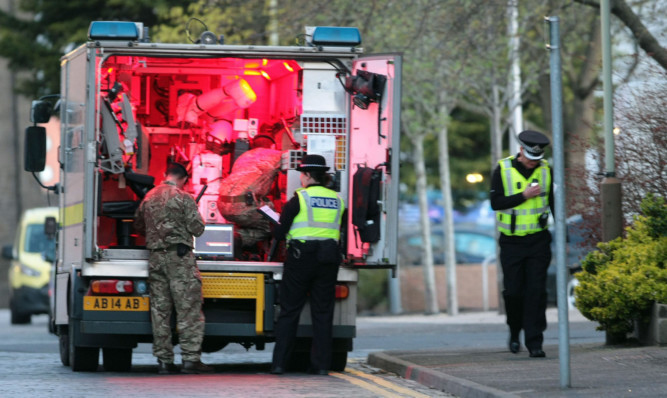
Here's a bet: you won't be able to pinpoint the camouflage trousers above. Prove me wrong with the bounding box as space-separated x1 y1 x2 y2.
148 250 205 363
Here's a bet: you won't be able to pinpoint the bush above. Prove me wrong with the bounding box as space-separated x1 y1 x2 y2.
357 268 389 314
574 194 667 337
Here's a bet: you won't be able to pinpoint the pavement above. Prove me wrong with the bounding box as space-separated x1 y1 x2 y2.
367 309 667 398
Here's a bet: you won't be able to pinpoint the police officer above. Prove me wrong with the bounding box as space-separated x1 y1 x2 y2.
490 130 554 358
271 154 345 376
134 162 214 374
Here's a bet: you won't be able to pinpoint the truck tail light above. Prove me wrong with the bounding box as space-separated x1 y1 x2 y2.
335 284 349 299
91 279 134 295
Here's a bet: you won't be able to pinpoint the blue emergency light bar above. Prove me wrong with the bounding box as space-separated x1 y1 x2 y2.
88 21 139 41
311 27 361 46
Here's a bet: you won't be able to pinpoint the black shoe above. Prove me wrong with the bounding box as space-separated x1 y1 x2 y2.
509 339 520 354
529 348 546 358
182 360 214 374
270 366 284 375
157 360 179 374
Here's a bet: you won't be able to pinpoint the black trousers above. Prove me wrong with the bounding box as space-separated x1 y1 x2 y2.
272 240 340 371
500 236 551 350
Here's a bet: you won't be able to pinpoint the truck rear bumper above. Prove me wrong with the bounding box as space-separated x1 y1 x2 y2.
79 320 355 339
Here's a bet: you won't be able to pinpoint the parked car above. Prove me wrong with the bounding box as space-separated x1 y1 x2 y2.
2 207 58 324
397 225 496 266
546 214 593 308
398 214 591 310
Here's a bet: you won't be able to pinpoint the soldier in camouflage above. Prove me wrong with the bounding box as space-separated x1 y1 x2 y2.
134 162 213 374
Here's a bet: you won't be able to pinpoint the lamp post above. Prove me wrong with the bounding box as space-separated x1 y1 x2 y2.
546 15 571 389
600 0 623 242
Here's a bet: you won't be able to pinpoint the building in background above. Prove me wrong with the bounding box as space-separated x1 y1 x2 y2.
0 0 56 308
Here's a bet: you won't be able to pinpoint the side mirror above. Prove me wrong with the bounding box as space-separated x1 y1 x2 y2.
30 100 52 124
43 248 56 264
44 216 57 238
2 244 14 260
25 126 47 172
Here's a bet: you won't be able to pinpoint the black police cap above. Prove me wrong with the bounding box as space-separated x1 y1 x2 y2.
297 154 330 172
518 130 550 160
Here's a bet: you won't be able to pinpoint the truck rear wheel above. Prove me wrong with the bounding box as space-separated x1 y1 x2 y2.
331 337 352 372
69 323 99 372
10 310 31 325
59 330 70 366
330 351 348 372
48 310 56 334
103 348 132 372
9 300 31 324
287 337 350 372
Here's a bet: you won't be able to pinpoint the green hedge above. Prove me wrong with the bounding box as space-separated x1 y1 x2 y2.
357 268 389 314
575 194 667 336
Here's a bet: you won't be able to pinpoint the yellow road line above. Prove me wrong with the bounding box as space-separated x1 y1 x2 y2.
330 367 431 398
344 367 431 398
331 371 398 398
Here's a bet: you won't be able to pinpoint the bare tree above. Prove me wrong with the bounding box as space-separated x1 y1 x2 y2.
270 0 665 314
574 0 667 71
566 66 667 248
407 129 439 314
614 68 667 215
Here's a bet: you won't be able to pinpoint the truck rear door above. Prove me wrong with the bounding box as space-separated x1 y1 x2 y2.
346 54 402 265
59 47 91 265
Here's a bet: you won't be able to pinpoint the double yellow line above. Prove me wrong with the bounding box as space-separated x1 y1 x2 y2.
331 367 431 398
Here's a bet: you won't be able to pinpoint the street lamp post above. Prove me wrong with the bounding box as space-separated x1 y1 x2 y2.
546 15 571 389
600 0 623 242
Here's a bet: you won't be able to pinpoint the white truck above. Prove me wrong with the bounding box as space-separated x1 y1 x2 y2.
24 21 401 372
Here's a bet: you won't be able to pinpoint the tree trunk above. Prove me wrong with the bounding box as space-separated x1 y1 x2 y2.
437 101 458 316
507 0 523 152
492 84 504 315
539 17 601 217
414 134 439 315
605 330 627 345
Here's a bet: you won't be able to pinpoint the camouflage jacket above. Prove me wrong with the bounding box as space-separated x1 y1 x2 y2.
134 181 205 249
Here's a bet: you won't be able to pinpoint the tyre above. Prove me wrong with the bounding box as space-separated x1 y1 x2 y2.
59 331 70 367
567 278 579 310
10 310 31 325
103 348 133 372
331 337 352 372
69 322 99 372
9 300 31 324
201 338 228 353
48 311 55 334
330 351 348 372
287 338 349 372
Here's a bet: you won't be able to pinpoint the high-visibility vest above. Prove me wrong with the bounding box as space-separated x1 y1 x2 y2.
496 156 551 236
287 186 344 241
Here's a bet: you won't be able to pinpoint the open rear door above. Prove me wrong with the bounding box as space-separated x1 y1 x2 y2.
347 54 401 265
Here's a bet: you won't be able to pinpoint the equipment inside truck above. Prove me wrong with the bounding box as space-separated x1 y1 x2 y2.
96 54 347 261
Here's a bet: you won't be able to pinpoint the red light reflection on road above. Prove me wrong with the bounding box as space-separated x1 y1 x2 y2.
104 373 279 389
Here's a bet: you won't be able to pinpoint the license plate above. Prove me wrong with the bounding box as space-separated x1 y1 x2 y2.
83 296 150 311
